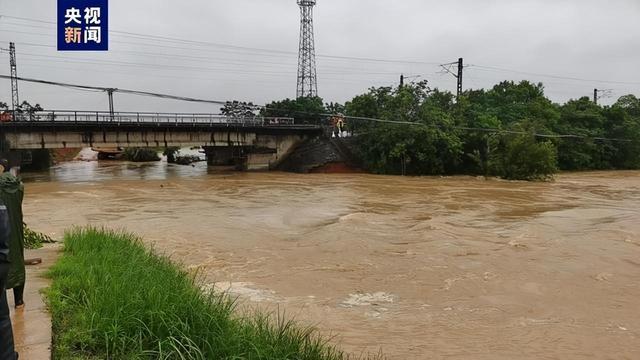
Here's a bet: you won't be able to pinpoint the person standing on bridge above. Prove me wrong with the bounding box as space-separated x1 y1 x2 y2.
0 160 25 311
0 159 18 360
334 114 346 138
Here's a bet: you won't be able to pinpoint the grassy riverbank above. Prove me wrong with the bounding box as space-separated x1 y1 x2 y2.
47 228 354 360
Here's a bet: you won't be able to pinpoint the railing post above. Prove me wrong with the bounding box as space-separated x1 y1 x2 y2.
96 112 99 122
74 111 77 124
137 113 140 123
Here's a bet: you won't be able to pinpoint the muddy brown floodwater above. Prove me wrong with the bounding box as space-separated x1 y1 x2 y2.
21 161 640 359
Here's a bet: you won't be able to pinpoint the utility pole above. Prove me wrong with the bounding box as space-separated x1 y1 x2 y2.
9 42 19 113
399 74 419 90
440 57 464 99
106 88 115 119
593 88 612 106
457 57 463 99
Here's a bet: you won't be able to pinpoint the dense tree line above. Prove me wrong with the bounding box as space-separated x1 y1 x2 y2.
264 80 640 180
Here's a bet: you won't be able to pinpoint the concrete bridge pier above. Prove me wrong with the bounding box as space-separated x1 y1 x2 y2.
0 144 46 172
203 132 307 171
204 147 235 167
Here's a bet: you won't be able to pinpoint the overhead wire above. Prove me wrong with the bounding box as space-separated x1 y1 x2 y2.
0 36 421 76
0 15 441 66
2 13 639 90
0 74 229 105
470 65 640 86
334 114 632 142
0 15 637 116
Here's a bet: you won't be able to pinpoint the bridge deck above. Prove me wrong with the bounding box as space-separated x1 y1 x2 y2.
0 111 321 133
0 110 323 151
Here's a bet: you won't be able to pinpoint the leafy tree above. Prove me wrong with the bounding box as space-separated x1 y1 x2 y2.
17 101 43 113
261 97 325 125
356 122 462 175
554 97 611 170
605 96 640 168
261 82 640 181
221 101 258 118
325 102 345 115
348 82 462 175
481 81 559 132
613 94 640 117
345 91 386 119
15 101 43 120
346 81 562 180
489 131 557 181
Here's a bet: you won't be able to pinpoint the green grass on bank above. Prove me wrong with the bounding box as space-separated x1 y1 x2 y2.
47 228 361 360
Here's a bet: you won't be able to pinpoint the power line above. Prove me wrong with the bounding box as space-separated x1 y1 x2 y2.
2 13 640 90
0 74 229 105
329 114 634 143
15 52 299 75
6 17 635 95
0 38 422 77
0 15 442 66
470 65 640 86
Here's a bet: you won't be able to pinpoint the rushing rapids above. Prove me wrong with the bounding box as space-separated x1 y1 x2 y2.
21 160 640 359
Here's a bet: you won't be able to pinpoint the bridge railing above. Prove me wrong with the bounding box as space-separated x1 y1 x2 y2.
1 110 296 127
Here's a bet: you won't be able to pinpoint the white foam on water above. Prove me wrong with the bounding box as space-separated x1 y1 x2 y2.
341 292 395 307
203 282 279 303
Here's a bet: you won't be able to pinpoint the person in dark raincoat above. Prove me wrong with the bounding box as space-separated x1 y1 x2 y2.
0 160 25 310
0 159 18 360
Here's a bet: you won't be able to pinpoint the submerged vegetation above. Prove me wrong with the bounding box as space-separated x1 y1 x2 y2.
46 228 360 360
23 224 55 249
123 148 161 162
264 81 640 180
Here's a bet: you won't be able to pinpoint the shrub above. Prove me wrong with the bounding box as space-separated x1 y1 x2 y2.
123 148 161 162
490 133 558 181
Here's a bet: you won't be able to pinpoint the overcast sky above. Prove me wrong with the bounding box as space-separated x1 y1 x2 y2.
0 0 638 113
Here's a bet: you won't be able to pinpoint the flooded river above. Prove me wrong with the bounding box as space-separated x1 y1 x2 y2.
21 160 640 359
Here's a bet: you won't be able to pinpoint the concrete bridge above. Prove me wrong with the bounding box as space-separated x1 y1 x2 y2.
0 110 323 170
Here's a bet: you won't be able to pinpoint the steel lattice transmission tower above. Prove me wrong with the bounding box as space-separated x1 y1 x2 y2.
9 42 19 112
296 0 318 98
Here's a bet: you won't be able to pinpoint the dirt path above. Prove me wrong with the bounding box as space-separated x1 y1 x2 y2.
9 244 60 359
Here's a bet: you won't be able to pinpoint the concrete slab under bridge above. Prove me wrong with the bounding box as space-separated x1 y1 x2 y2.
203 146 280 171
